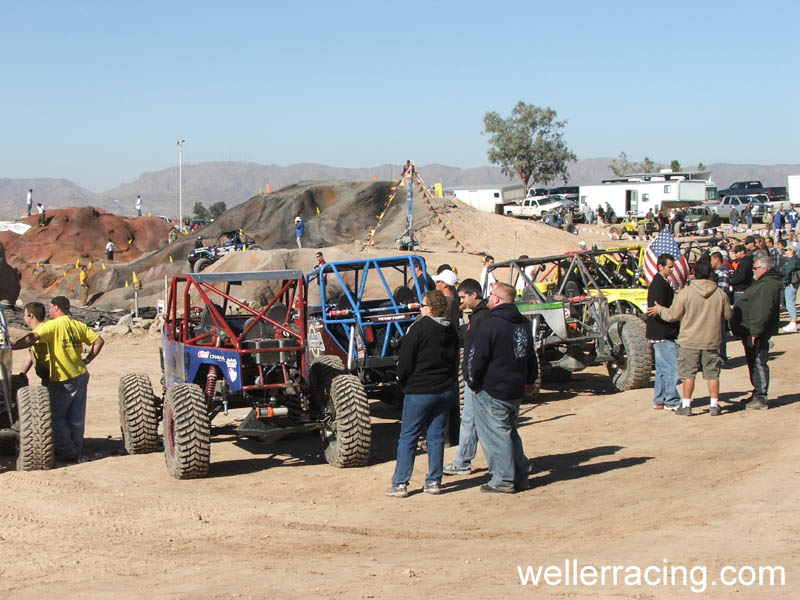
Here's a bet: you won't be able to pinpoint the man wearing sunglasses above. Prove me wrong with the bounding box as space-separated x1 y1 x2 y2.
730 250 783 410
466 283 536 493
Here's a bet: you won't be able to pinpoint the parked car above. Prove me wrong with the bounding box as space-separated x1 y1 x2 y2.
718 181 787 202
504 195 571 219
716 195 768 222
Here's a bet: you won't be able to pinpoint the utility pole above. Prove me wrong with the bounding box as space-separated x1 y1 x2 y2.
177 139 185 231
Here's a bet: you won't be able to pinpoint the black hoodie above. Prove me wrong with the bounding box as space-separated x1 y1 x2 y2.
397 316 459 394
466 303 536 401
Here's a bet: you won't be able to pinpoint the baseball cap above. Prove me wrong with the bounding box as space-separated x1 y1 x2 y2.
709 246 727 258
744 235 755 244
51 296 71 314
432 269 458 287
733 244 746 253
295 216 302 222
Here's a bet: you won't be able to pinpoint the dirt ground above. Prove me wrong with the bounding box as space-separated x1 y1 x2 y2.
1 320 798 599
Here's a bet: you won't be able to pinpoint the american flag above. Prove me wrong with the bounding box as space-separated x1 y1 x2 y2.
643 229 689 288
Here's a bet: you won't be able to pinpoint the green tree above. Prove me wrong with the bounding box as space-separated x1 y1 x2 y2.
483 101 576 189
609 152 634 177
208 201 227 219
696 162 706 171
192 202 209 220
641 157 656 173
670 160 682 172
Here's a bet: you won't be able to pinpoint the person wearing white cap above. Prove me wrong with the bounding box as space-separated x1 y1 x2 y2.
294 216 304 248
432 269 460 329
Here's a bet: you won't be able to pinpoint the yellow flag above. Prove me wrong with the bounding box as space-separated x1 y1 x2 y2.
88 261 92 268
259 188 263 195
75 259 79 268
169 255 173 263
316 206 320 214
132 272 139 285
125 280 129 288
63 271 67 277
101 262 107 270
434 183 443 198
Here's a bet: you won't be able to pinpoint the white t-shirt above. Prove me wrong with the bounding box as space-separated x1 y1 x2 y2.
479 266 497 298
135 197 142 209
37 204 45 214
27 191 32 205
106 241 116 252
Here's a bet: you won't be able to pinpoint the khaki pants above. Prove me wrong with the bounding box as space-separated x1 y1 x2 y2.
79 285 89 306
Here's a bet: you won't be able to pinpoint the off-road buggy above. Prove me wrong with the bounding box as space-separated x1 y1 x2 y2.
0 304 54 470
609 213 659 240
305 255 460 442
488 253 652 391
118 270 370 479
187 230 263 273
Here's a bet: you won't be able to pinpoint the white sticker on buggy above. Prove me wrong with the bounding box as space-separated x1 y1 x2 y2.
308 321 325 358
228 367 238 382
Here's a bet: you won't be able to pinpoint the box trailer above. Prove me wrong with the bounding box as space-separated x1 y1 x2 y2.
788 175 800 204
448 184 525 214
579 179 706 218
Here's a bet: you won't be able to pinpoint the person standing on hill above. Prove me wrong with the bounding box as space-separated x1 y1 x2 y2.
37 202 46 226
26 189 32 217
78 265 90 306
295 216 304 249
105 239 115 261
135 195 142 217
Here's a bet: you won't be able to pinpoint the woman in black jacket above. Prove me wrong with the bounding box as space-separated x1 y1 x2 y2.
386 290 459 497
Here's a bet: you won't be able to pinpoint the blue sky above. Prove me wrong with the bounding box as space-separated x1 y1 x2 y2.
2 0 798 191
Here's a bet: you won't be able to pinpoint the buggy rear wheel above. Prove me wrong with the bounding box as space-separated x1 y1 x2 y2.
193 258 211 273
606 314 652 391
119 373 160 454
16 385 54 471
163 383 210 479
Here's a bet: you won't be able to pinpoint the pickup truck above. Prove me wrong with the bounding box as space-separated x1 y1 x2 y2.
715 194 769 222
504 195 570 219
718 180 787 202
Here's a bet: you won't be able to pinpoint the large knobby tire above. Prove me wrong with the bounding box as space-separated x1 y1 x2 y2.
321 374 370 468
193 258 211 273
606 314 653 391
16 385 54 471
119 373 159 454
247 244 263 251
163 383 210 479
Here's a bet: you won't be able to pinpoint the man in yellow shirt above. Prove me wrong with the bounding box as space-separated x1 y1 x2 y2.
13 296 104 461
79 265 89 306
18 302 50 384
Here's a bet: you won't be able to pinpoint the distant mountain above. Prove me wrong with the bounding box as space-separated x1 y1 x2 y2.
2 159 798 220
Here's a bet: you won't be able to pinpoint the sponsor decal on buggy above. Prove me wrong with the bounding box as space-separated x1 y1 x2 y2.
308 321 325 359
228 367 238 382
197 350 210 358
226 358 237 368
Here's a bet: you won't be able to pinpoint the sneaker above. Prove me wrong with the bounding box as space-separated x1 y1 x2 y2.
781 323 797 333
443 462 472 476
745 398 769 410
515 479 531 492
385 484 409 498
663 404 679 411
423 481 441 495
709 405 721 416
675 405 692 416
653 403 664 410
480 483 515 494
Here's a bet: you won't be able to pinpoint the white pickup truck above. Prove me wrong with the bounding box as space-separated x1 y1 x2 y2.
503 195 569 219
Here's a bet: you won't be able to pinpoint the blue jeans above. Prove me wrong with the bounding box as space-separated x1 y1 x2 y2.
473 390 528 491
391 388 456 487
653 341 680 407
451 386 478 469
47 371 90 459
743 336 770 402
746 215 753 229
785 284 798 321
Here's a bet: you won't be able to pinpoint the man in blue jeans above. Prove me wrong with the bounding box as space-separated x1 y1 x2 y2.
646 254 681 410
443 278 490 476
466 282 536 493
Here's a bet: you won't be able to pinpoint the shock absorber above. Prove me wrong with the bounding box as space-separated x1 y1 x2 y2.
205 365 218 402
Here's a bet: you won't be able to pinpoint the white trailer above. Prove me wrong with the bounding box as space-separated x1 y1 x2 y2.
448 184 525 214
579 179 706 218
788 175 800 204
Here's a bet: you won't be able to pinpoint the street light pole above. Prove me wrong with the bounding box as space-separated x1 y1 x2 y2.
177 139 185 231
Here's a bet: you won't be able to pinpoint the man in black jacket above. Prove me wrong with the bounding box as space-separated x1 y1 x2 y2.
730 242 754 302
730 250 783 410
467 282 536 493
444 279 490 476
647 253 681 410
